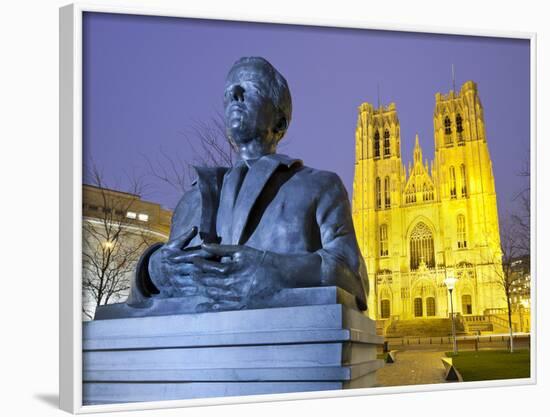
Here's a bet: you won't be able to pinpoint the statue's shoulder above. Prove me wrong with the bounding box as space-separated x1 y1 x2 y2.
270 154 343 187
294 164 345 188
289 165 349 204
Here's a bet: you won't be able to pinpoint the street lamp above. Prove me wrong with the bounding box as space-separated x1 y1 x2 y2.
444 275 458 355
102 240 114 250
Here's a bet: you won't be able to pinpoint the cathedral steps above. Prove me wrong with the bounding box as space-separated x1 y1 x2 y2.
385 318 465 337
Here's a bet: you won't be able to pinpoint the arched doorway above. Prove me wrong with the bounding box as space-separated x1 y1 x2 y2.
426 297 436 317
462 294 473 315
414 297 423 317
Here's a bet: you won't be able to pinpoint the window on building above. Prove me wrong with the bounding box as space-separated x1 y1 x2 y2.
444 116 452 134
383 129 391 157
426 297 436 316
460 164 467 197
374 131 380 158
380 224 389 257
375 177 381 209
380 299 391 319
384 176 391 208
410 222 435 270
444 116 452 145
414 297 423 317
423 183 434 201
457 214 467 248
456 114 463 133
126 211 137 219
138 213 149 222
456 114 464 144
449 166 457 199
88 204 98 211
406 185 416 204
462 295 473 315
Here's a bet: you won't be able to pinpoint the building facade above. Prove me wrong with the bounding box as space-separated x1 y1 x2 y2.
82 184 172 320
509 255 531 307
352 81 507 324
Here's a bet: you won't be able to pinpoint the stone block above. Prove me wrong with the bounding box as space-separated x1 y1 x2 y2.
82 287 384 405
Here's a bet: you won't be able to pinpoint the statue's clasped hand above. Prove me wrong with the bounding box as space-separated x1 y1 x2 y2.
155 226 285 310
192 243 274 310
156 227 214 297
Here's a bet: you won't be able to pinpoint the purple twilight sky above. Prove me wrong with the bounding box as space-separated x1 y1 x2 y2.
83 12 530 222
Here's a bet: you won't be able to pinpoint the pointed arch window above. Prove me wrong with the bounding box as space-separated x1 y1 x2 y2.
374 130 380 158
457 214 467 248
384 176 391 208
460 164 467 197
410 222 435 270
449 166 457 199
456 114 464 144
379 224 389 257
406 185 417 204
456 114 463 133
383 129 391 157
423 183 434 201
444 116 452 146
444 116 452 134
375 177 382 209
380 299 391 319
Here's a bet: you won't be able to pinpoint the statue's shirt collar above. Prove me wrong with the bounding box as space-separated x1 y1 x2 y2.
234 153 303 170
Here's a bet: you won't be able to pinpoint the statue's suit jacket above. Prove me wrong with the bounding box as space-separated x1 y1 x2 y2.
128 153 368 308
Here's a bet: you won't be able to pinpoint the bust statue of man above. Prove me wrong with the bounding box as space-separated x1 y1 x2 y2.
125 57 368 313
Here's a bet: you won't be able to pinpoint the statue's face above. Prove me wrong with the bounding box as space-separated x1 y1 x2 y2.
224 62 281 160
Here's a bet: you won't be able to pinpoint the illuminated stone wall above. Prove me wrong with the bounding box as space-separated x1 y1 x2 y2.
352 81 507 322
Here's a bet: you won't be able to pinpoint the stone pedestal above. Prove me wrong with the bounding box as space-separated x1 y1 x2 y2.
83 287 384 405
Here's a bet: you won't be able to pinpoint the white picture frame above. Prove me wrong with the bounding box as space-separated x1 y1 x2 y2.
59 2 537 413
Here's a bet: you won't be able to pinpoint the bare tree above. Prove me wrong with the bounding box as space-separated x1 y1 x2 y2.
81 165 157 320
186 114 235 168
144 113 234 205
492 221 524 352
144 112 294 207
511 160 530 254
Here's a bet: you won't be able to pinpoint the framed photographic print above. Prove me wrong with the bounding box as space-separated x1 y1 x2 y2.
59 2 536 413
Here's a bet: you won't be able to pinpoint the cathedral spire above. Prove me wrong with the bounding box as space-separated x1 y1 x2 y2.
413 133 423 164
452 63 456 94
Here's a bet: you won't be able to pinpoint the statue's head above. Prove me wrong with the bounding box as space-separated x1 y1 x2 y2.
224 57 292 161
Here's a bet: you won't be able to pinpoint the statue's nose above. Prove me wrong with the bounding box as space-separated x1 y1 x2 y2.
231 85 245 102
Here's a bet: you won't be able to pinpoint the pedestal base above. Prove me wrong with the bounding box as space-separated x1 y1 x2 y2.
83 287 383 405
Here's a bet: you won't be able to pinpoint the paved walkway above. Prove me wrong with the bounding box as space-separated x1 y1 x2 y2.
376 350 448 387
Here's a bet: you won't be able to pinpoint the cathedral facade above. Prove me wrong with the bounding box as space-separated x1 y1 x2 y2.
352 81 507 323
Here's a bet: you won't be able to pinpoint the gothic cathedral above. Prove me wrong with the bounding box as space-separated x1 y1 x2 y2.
352 81 507 324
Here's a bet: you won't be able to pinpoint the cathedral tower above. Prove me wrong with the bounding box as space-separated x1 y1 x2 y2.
353 102 404 318
433 81 504 314
352 81 506 327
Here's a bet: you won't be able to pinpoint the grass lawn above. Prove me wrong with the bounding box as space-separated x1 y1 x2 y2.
446 350 530 381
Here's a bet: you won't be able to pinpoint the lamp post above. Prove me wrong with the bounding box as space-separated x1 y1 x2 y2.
444 275 458 355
